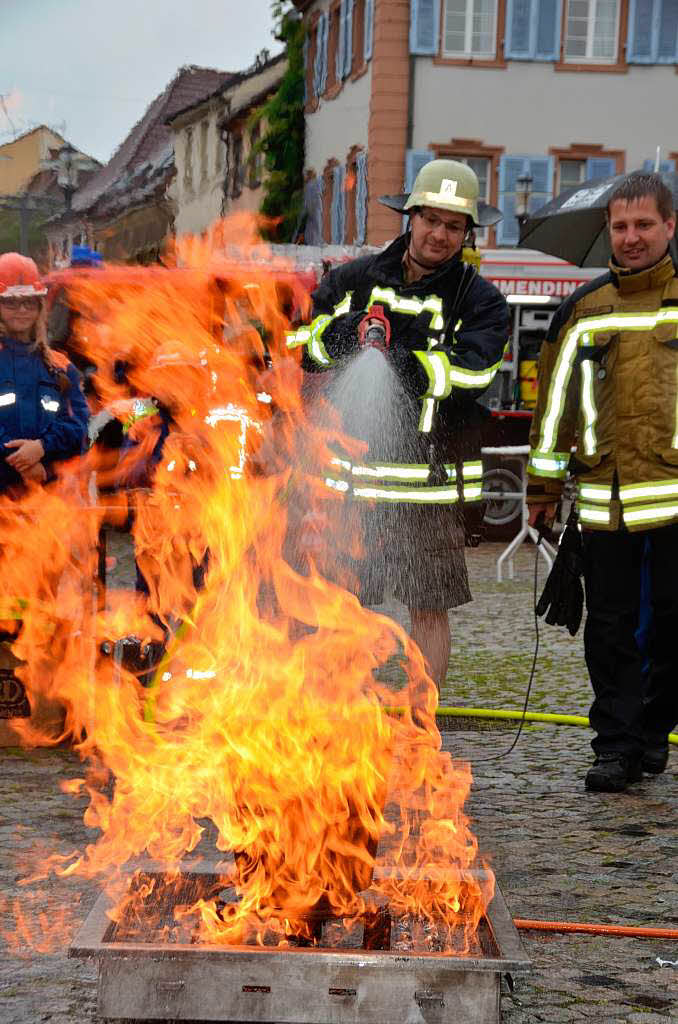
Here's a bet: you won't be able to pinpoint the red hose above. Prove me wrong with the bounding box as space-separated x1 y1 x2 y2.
514 918 678 939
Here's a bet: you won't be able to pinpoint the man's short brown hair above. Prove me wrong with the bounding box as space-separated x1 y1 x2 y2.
606 171 675 221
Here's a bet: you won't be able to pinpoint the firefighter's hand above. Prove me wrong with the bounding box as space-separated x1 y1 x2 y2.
5 438 45 472
19 462 47 485
528 502 558 530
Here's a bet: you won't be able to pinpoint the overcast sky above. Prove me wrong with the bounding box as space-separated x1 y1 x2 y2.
1 0 282 163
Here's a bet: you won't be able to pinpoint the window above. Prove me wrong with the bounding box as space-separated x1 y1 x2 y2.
216 130 226 172
564 0 620 62
231 133 243 197
628 0 678 63
429 139 505 245
249 122 262 188
443 0 498 57
455 156 490 243
200 119 209 184
559 158 586 190
184 127 194 193
497 155 554 245
557 155 617 190
326 3 341 92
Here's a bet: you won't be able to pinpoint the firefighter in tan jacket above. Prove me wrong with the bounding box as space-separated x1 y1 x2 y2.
528 172 677 792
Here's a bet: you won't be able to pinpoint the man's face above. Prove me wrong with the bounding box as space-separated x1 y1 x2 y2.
608 195 676 270
409 207 468 268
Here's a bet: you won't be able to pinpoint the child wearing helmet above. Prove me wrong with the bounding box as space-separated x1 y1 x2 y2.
0 253 89 493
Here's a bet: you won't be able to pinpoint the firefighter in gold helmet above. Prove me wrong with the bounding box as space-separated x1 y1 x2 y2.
527 171 678 792
287 160 510 690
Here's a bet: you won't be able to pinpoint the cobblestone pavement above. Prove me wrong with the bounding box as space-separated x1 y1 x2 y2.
0 538 676 1023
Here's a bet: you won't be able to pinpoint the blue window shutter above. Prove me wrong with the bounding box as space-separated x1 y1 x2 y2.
643 157 676 171
498 194 519 245
505 0 534 59
658 0 678 60
320 14 329 93
304 177 324 246
405 148 434 191
628 0 657 62
586 157 616 180
313 14 329 95
355 151 368 244
343 0 354 77
535 0 561 59
337 1 346 82
528 157 553 222
497 156 528 245
313 19 322 96
331 165 346 244
528 156 553 198
497 156 552 245
500 155 530 194
364 0 375 59
410 0 441 55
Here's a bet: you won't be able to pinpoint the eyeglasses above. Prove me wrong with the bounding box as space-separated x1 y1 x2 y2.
418 211 467 236
0 297 41 311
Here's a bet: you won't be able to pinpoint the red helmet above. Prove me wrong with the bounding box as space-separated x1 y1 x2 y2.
0 253 47 299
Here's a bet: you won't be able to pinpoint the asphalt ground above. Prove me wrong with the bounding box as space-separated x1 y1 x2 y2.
0 537 676 1023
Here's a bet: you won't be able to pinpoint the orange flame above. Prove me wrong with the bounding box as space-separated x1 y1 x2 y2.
1 214 493 953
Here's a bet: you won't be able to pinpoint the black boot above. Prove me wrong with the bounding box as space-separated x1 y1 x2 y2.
641 740 670 775
585 753 642 793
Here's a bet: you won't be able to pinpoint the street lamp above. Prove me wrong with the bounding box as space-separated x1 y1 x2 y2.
515 173 533 238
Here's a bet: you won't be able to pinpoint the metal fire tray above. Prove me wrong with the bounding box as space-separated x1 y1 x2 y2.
70 868 531 1024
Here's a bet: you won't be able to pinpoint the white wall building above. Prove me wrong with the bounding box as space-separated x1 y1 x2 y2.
168 54 286 238
296 0 678 246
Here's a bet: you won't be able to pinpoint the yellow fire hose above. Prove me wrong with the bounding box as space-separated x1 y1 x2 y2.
387 705 678 745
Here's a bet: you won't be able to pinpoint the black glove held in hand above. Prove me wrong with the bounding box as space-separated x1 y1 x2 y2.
536 512 584 637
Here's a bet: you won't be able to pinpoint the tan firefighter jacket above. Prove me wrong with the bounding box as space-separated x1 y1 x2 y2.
527 251 678 531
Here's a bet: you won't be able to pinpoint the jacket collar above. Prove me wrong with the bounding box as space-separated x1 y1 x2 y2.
609 250 676 294
372 232 465 290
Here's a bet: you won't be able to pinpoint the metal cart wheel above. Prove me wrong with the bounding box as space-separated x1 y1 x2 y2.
482 467 523 527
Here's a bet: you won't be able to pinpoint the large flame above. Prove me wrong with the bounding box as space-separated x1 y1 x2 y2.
1 215 493 953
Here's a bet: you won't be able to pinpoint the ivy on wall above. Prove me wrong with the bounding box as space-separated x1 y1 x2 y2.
254 2 305 241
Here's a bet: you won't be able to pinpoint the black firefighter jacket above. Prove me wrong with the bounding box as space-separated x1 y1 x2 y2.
286 234 510 507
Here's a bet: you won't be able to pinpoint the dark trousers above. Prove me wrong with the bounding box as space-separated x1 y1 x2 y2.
583 524 678 757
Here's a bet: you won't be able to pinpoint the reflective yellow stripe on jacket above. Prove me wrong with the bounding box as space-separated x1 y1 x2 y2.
531 307 678 478
286 293 353 366
324 456 484 504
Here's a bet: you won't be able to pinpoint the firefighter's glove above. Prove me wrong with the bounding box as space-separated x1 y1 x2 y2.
536 516 584 637
322 311 368 360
